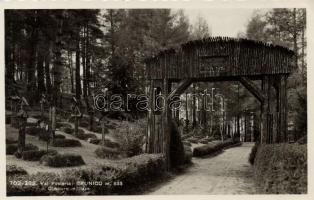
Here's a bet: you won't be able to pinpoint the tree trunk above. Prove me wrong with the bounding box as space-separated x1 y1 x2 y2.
192 84 196 128
44 49 52 94
82 26 87 98
37 53 46 95
75 37 81 99
86 25 91 96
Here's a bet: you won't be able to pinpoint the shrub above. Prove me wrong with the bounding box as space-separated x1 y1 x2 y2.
40 153 85 167
199 138 209 144
6 165 27 177
38 132 65 141
248 143 259 165
95 146 120 159
52 139 81 147
26 127 45 136
79 120 89 128
193 139 239 157
75 132 97 140
6 115 11 124
13 144 39 158
94 126 109 134
7 154 165 195
103 139 120 149
183 145 192 164
38 131 49 141
22 150 57 161
169 120 185 167
181 133 193 140
253 144 307 194
25 143 39 151
116 122 145 157
7 172 62 196
61 127 74 134
182 141 191 146
187 137 198 144
88 138 101 145
6 144 18 155
6 138 18 144
57 122 72 129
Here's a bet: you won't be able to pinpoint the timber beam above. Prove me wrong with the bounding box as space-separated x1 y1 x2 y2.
167 79 192 101
239 77 266 104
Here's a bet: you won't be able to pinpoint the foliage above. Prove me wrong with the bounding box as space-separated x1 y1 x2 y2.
26 127 45 136
170 120 185 167
183 145 192 164
103 139 120 149
52 138 81 147
13 143 39 158
62 127 74 134
40 153 85 167
75 132 97 140
186 137 198 144
115 121 145 157
7 154 165 195
248 143 259 165
253 144 307 194
193 139 240 157
22 150 57 161
6 165 28 177
6 144 18 155
6 138 18 144
95 146 120 159
88 138 101 144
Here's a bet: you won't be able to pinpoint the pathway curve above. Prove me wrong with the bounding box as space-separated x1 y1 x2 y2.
149 143 258 195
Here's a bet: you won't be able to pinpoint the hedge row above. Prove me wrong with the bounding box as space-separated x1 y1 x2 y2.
7 154 165 195
95 146 120 159
22 149 58 161
253 144 307 194
193 139 240 157
6 143 39 156
6 165 28 176
40 153 85 167
52 138 81 147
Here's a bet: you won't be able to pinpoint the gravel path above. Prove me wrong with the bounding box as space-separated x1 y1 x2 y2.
149 143 258 195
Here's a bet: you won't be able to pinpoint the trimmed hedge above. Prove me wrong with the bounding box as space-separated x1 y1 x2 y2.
6 165 28 176
103 139 120 149
95 146 120 159
62 127 74 134
22 150 58 161
52 139 81 147
14 144 39 158
40 153 85 167
183 145 192 164
187 137 198 144
7 143 39 156
26 127 45 136
193 139 240 157
88 138 101 144
7 154 165 196
75 132 97 140
6 138 18 144
253 144 307 194
6 144 18 155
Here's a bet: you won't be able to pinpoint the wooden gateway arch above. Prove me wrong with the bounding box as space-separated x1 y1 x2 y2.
144 37 295 169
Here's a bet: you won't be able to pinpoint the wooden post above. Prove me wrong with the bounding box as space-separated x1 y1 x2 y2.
17 98 28 155
101 119 105 145
162 79 172 170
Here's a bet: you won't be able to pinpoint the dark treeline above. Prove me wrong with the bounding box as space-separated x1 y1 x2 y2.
5 9 191 115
